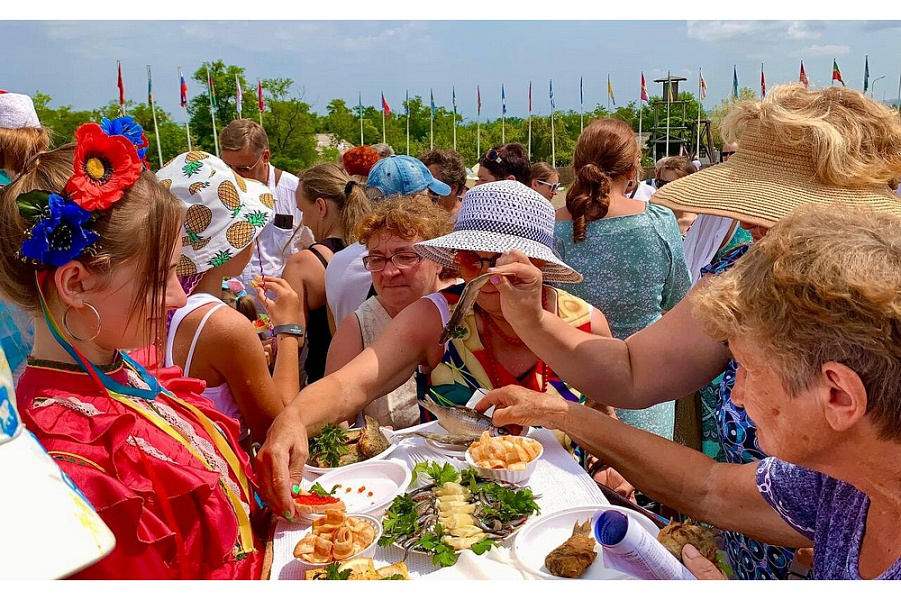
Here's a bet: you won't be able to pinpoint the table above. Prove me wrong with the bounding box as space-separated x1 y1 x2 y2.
268 421 612 580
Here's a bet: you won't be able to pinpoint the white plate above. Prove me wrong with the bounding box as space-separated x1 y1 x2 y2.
304 427 397 477
512 505 660 580
293 513 382 568
302 460 411 519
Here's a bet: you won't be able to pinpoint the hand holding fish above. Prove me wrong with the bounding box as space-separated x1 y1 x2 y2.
486 250 547 329
475 385 569 431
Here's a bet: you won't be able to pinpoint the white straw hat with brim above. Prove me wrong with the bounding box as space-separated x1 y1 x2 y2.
157 151 275 277
652 122 901 228
0 352 116 578
415 180 582 283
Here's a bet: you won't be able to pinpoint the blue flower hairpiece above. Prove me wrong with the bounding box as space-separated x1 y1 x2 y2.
18 192 99 267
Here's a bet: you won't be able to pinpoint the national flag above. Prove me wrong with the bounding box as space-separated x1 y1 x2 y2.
179 68 188 108
799 61 809 89
640 72 649 103
761 63 766 98
477 85 481 116
147 65 153 105
430 89 435 116
235 74 243 118
207 68 218 110
732 65 739 99
832 59 845 87
382 92 391 117
257 79 265 113
117 61 125 107
549 80 555 110
699 70 707 100
863 55 870 92
452 86 457 112
529 81 533 114
501 84 506 115
607 74 616 106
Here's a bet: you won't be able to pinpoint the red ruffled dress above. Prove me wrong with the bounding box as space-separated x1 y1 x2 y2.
16 355 264 579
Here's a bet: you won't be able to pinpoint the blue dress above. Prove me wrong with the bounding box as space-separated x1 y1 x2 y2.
698 245 797 580
554 204 691 439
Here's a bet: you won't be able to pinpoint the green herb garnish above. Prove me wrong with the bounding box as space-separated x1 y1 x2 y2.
309 482 340 498
378 494 418 547
470 538 497 555
412 460 460 487
309 423 349 468
416 524 458 567
323 562 352 580
381 574 406 580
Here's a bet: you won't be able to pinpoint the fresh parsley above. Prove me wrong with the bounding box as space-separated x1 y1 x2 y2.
470 538 497 555
378 494 418 547
323 562 352 580
416 524 458 567
309 482 340 498
412 460 460 487
309 423 349 468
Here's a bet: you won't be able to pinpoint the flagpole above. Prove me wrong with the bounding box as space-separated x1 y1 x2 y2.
180 68 192 151
476 86 481 159
382 93 386 145
580 77 584 131
638 77 643 151
359 92 364 145
430 96 434 151
258 79 264 127
405 90 410 156
551 109 556 170
666 71 672 158
696 68 702 161
607 74 610 112
147 66 164 167
207 66 219 156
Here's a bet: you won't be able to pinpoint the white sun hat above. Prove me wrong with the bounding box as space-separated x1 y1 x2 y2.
415 180 582 283
0 350 116 579
0 92 41 129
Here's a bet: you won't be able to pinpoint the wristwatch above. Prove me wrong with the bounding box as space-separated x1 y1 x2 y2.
272 324 305 338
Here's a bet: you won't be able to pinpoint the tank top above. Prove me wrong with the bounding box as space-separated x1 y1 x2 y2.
304 238 347 384
164 293 247 439
353 296 420 429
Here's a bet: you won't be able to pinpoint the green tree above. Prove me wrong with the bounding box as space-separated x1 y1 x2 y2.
258 78 318 173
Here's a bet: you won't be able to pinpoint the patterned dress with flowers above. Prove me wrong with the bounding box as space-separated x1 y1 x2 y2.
697 244 798 580
16 356 264 580
424 283 593 410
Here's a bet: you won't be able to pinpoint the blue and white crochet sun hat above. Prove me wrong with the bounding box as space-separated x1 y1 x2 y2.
414 180 582 284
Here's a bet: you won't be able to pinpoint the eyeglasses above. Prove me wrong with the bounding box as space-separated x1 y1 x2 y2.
362 251 423 272
485 148 504 165
721 151 736 160
654 178 675 188
537 180 560 193
227 154 264 174
456 250 501 272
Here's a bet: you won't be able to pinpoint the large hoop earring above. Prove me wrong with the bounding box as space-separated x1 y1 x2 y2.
63 303 102 342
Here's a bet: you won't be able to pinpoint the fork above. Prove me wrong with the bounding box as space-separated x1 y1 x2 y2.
439 271 514 344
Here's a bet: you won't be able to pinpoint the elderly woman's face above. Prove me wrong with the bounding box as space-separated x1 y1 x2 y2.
728 337 819 462
739 221 769 243
455 249 546 317
366 232 442 312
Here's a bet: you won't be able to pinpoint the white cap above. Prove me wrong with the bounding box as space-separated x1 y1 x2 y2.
0 350 115 579
0 92 41 129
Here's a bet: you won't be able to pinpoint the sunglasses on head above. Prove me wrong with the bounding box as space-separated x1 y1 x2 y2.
537 179 560 193
721 151 736 158
654 178 674 188
485 148 504 165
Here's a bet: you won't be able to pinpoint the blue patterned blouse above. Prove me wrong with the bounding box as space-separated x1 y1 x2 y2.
699 244 798 580
554 204 691 440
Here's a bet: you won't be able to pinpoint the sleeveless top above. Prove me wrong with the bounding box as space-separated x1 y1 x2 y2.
304 238 347 384
165 293 246 439
352 296 420 430
423 283 594 411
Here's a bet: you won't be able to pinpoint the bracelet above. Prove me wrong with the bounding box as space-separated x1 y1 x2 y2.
272 324 305 338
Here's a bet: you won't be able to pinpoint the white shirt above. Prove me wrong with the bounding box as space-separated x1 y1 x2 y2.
632 180 656 202
325 243 372 327
239 165 314 307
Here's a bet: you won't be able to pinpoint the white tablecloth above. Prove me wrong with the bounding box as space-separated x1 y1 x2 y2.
269 421 611 580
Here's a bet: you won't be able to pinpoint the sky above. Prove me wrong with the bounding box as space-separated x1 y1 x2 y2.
3 4 901 125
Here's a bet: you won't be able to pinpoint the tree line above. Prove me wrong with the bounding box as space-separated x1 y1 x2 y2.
32 60 760 172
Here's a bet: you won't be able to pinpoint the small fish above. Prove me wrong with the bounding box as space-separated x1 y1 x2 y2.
439 271 514 344
417 395 510 438
544 519 598 578
396 431 480 447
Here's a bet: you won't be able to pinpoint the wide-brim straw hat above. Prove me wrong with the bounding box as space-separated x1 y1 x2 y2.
415 180 582 283
652 122 901 228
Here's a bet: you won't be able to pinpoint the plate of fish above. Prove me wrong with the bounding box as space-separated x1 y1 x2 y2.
305 416 397 476
395 395 530 458
378 460 541 568
512 505 660 580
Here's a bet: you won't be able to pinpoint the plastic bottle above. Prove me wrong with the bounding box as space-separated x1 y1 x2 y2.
594 509 696 580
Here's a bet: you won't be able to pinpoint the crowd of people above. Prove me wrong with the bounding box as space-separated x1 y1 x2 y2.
2 82 901 581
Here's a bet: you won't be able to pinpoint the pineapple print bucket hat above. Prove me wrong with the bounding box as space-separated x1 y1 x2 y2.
157 152 275 277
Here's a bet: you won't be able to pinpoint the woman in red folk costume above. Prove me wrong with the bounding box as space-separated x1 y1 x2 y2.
0 117 266 579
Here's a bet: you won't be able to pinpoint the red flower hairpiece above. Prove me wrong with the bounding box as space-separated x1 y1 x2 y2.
65 122 143 212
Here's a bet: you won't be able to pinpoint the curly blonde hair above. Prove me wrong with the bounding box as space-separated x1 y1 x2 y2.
693 203 901 440
722 84 901 188
355 194 453 246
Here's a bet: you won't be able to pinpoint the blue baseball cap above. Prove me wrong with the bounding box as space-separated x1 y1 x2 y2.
367 155 452 198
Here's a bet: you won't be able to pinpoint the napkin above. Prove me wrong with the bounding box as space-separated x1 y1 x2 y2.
420 547 535 580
